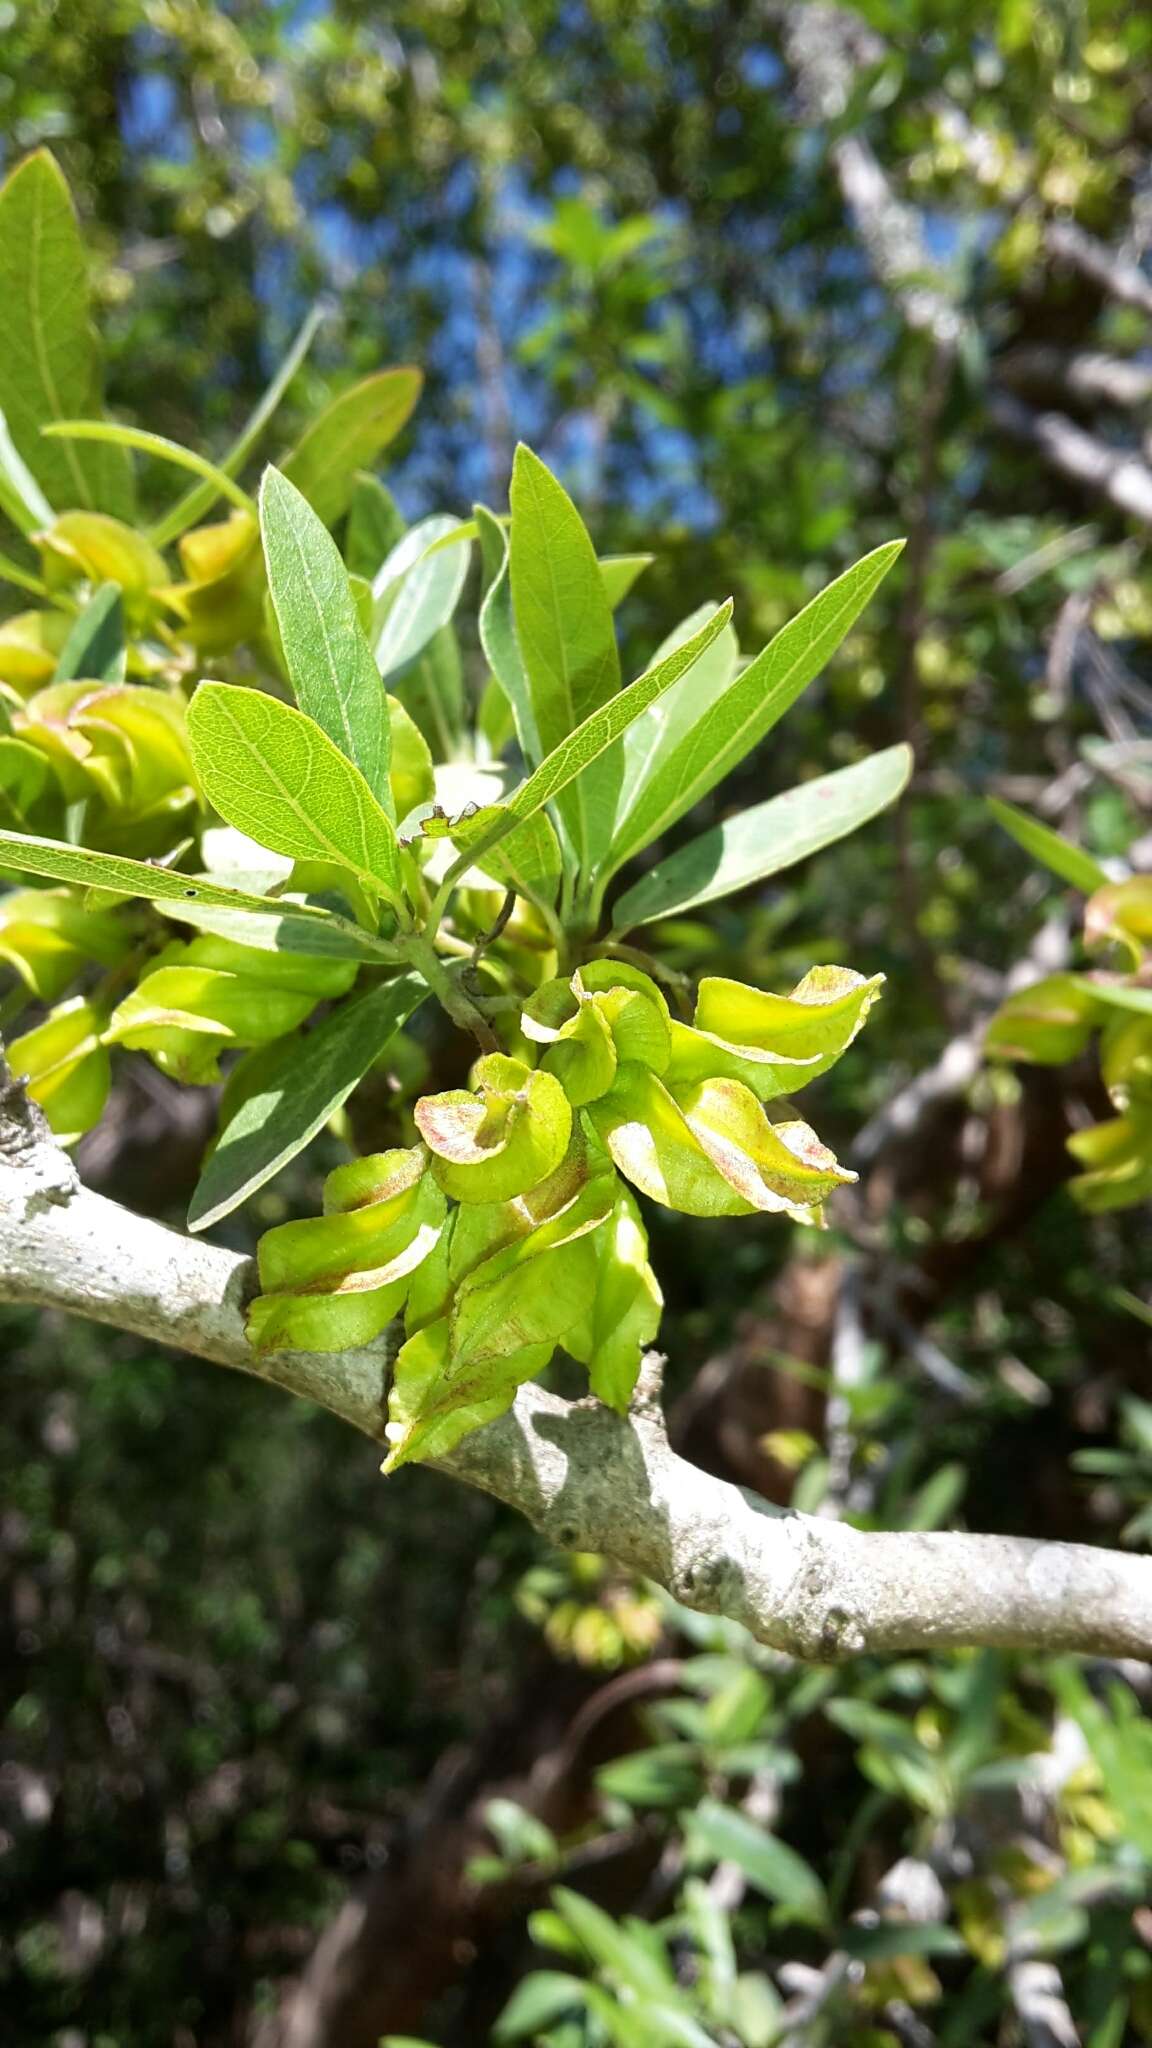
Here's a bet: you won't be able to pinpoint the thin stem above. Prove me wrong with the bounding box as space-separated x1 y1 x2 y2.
402 932 500 1053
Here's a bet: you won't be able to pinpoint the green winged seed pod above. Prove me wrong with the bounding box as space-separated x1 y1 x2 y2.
587 1063 853 1222
1101 1013 1152 1110
1085 877 1152 969
0 886 132 1001
522 959 671 1106
384 1175 615 1472
105 932 359 1084
563 1182 663 1412
986 974 1104 1068
666 966 885 1101
1066 1108 1152 1214
415 1052 572 1203
246 1146 446 1353
7 995 110 1145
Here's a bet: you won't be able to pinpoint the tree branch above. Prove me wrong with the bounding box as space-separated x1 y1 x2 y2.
990 391 1152 527
3 1070 1151 1661
1046 221 1152 319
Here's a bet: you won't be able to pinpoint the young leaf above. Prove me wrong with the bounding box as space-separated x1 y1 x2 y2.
281 367 423 528
0 740 60 835
43 421 254 518
988 795 1110 894
0 826 344 920
188 973 426 1231
259 466 391 808
603 541 905 879
451 601 734 882
613 744 913 929
52 583 125 684
373 515 472 679
509 444 621 870
346 474 407 578
186 683 404 906
0 150 133 517
149 302 325 547
475 502 541 764
0 405 54 536
611 600 740 837
599 553 655 608
687 1801 828 1928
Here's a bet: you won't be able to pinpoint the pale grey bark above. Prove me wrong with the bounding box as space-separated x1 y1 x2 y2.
991 392 1152 527
4 1075 1152 1662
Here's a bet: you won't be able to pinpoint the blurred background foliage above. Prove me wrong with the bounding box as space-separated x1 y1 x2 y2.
2 1 1152 2043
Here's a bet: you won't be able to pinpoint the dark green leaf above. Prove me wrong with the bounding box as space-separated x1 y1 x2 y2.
52 582 125 683
346 474 407 578
188 974 426 1230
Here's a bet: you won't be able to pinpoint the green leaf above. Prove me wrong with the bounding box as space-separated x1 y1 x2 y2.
509 444 621 870
493 1971 588 2043
839 1922 967 1962
611 601 740 839
0 739 59 835
605 541 904 877
186 683 403 906
0 544 53 601
373 515 471 679
613 744 913 929
551 1889 673 1997
397 622 465 761
149 302 325 547
346 474 407 578
0 405 54 536
259 466 391 808
1071 978 1152 1018
281 367 422 528
988 796 1110 894
475 501 541 764
44 421 254 518
52 582 125 684
158 898 399 965
0 826 343 920
452 804 562 910
188 974 426 1230
0 150 133 517
687 1801 828 1928
599 552 655 608
454 601 734 885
